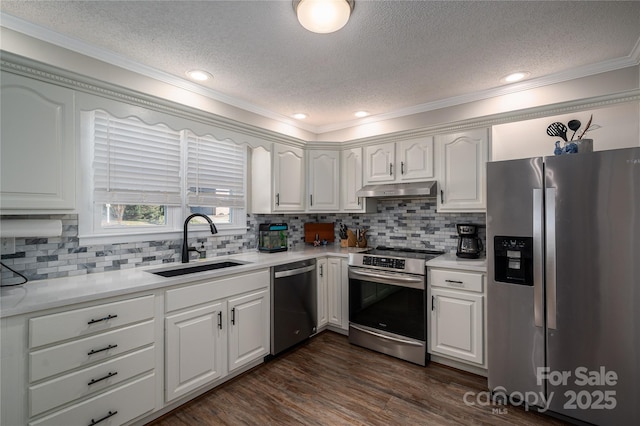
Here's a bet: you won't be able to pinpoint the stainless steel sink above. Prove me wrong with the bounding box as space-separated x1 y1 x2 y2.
149 260 249 277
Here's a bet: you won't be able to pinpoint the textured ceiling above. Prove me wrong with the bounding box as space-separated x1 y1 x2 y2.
1 1 639 132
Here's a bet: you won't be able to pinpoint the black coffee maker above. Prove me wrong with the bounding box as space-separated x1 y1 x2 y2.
456 223 483 259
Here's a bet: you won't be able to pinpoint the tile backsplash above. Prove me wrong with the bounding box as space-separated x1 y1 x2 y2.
1 199 485 285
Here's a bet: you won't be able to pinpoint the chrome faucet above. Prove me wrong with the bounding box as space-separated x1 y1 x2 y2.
182 213 218 263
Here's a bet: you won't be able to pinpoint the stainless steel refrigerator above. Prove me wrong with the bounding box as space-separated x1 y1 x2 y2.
487 147 639 425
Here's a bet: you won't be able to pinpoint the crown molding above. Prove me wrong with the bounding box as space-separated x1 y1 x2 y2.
0 14 320 134
317 52 640 135
0 51 307 150
2 14 639 138
342 89 640 148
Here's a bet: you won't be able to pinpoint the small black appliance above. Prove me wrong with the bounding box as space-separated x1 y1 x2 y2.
456 223 483 259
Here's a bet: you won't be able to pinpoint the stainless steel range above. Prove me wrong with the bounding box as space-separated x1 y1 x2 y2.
347 246 444 366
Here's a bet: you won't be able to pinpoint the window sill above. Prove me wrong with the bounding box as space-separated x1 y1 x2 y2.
79 226 248 246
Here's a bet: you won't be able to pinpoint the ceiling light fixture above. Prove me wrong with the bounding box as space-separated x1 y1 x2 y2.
293 0 354 34
186 69 212 81
502 71 530 83
354 111 369 118
292 113 308 119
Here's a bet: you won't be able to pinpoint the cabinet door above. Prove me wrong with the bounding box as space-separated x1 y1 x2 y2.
227 289 269 373
364 143 395 184
1 72 75 211
398 137 434 181
317 258 328 328
273 144 305 211
341 148 363 210
250 145 273 214
165 302 225 402
430 288 484 364
327 258 342 326
308 150 339 211
436 128 488 212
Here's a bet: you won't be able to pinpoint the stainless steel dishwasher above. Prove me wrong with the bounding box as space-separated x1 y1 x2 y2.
271 258 317 356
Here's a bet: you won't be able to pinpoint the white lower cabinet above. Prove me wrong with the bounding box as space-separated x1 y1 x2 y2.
227 289 269 373
316 257 348 331
29 374 155 426
165 302 225 401
21 295 158 426
317 258 329 328
327 258 343 327
164 269 270 403
429 267 486 367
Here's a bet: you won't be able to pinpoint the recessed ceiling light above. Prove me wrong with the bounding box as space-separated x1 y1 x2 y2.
502 71 530 83
186 69 212 81
292 113 307 120
354 111 369 118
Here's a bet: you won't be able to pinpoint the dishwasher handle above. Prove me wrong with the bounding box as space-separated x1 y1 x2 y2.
274 264 316 279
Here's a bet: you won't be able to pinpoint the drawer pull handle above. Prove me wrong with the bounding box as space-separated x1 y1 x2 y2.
88 410 118 426
231 307 236 325
88 371 118 386
445 279 464 286
87 314 118 325
87 344 118 356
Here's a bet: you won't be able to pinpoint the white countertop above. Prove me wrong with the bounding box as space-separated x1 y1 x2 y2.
426 253 487 272
0 245 366 318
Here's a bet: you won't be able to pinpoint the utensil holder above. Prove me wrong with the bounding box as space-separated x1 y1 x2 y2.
575 138 593 153
340 239 348 248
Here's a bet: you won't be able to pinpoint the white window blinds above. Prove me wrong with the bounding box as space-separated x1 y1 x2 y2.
92 110 182 205
185 131 246 208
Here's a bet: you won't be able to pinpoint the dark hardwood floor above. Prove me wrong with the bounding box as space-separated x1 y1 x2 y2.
149 331 570 426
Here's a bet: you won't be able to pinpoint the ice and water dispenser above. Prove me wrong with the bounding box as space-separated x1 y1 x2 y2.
493 236 534 285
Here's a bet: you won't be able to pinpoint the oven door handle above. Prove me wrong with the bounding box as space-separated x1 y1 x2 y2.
350 325 423 347
348 267 424 289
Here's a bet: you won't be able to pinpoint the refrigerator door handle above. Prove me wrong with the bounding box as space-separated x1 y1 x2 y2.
545 187 557 330
533 188 544 328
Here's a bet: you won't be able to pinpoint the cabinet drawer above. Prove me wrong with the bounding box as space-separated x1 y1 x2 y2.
29 295 154 348
166 270 269 312
430 269 483 292
30 321 154 382
29 346 155 417
29 373 155 426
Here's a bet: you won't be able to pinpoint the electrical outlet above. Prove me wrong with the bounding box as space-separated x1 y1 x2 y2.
1 237 16 255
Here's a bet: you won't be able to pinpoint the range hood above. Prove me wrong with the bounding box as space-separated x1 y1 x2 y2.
355 181 438 199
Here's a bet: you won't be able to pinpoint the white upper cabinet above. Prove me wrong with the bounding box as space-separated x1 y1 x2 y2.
340 147 376 212
363 137 434 185
436 128 488 212
307 150 340 211
0 72 76 212
273 144 305 212
398 137 435 181
250 143 305 213
364 142 395 184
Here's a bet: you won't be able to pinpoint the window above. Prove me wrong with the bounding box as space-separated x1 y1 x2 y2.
185 131 246 229
79 110 247 244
